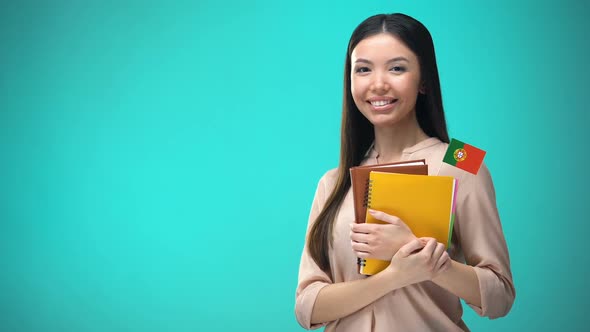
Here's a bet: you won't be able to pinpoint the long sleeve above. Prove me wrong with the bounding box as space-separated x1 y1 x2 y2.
454 162 516 318
295 171 335 329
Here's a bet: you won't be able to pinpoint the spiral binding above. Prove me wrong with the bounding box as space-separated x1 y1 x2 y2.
359 179 374 270
362 179 373 207
365 180 373 208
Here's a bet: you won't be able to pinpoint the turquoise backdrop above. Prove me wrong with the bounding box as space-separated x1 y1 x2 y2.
2 1 588 331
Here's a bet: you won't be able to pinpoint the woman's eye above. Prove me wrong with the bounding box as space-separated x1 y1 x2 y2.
390 66 406 73
355 67 371 73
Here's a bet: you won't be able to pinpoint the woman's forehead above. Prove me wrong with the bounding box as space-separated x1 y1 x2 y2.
351 33 417 62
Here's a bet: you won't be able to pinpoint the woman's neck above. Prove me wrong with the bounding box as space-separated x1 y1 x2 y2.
373 119 429 164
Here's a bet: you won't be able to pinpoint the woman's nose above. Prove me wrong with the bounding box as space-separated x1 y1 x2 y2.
370 73 390 93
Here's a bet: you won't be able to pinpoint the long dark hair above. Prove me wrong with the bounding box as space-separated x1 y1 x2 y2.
307 13 450 276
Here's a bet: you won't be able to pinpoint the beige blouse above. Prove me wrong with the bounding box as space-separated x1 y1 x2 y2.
295 137 515 331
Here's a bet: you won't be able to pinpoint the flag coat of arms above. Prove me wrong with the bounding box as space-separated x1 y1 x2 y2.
443 139 486 175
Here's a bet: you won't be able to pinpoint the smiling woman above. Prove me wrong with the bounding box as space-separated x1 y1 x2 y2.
295 13 515 331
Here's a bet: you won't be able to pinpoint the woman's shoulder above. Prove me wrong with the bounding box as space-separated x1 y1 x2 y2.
437 159 495 201
317 167 339 189
308 167 339 206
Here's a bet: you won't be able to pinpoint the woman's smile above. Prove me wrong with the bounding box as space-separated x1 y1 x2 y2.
368 98 398 112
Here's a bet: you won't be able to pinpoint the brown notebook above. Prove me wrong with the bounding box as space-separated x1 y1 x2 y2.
349 160 428 224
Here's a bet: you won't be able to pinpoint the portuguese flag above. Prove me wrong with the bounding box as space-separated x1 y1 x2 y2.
443 138 486 175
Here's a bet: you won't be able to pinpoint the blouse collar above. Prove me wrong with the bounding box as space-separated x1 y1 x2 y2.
364 137 442 158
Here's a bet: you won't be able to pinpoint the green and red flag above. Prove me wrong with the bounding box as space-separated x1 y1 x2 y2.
443 139 486 175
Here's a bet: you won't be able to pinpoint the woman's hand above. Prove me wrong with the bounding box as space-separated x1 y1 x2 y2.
384 238 451 287
417 237 451 275
350 209 416 260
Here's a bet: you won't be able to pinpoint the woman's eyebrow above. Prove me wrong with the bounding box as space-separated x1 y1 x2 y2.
354 57 410 64
387 57 409 63
354 58 373 64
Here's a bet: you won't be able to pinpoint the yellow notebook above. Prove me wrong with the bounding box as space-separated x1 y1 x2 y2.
360 171 458 276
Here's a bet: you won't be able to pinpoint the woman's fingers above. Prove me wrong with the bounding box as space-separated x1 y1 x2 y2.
419 238 437 259
396 238 425 258
432 242 446 262
350 222 373 234
418 237 436 245
438 257 451 274
349 230 371 243
355 251 370 259
435 251 451 273
351 241 371 253
368 209 401 225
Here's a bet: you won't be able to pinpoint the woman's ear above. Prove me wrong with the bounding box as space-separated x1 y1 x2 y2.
419 81 426 94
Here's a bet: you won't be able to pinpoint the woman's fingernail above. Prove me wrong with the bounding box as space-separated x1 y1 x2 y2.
368 209 376 214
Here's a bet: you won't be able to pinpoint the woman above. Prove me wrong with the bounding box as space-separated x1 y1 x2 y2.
295 13 515 331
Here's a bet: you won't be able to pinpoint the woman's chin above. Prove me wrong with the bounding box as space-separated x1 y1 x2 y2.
369 118 401 128
366 110 414 129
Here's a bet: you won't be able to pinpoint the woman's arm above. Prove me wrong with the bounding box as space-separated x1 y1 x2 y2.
432 260 481 307
438 163 515 318
311 238 449 324
310 267 398 324
351 210 481 306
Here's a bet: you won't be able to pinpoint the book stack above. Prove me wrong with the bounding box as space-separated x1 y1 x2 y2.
350 160 457 275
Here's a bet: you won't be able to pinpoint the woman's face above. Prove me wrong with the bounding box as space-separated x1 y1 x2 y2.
350 33 423 128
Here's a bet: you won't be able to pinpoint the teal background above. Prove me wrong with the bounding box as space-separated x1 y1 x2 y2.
1 1 588 331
